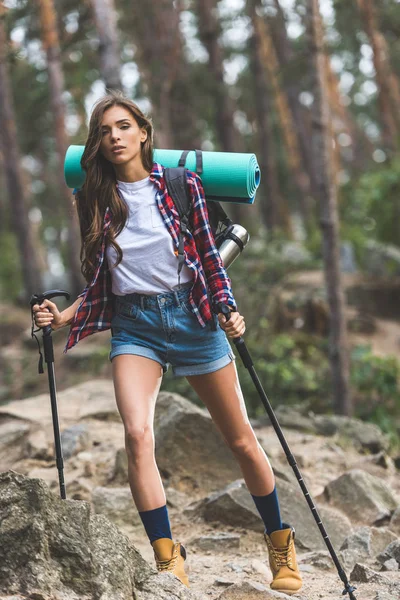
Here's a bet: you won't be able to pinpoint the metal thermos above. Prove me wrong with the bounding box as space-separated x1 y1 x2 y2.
217 224 250 269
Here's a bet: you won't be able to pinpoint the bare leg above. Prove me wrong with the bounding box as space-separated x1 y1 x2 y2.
112 354 165 511
187 361 275 495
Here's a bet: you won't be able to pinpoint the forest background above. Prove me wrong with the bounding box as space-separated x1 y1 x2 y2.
0 0 400 449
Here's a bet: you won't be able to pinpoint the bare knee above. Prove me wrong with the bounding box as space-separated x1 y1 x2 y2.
125 425 154 463
229 435 262 461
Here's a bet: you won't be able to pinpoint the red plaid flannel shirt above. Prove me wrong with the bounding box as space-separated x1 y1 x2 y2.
63 162 237 353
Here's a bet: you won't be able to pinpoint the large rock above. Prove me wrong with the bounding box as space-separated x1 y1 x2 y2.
339 526 398 570
216 580 293 599
0 420 30 470
154 392 241 493
313 416 389 453
389 506 400 536
185 478 352 551
377 539 400 566
60 424 91 459
0 470 195 600
272 409 389 454
324 470 399 524
91 486 142 527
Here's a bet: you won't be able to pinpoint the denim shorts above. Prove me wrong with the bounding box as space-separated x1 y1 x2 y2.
109 285 235 377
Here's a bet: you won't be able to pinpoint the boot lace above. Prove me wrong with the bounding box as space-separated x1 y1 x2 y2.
272 545 293 569
266 536 293 570
155 547 179 572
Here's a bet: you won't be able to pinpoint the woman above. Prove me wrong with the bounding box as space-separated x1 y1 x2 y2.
33 91 302 595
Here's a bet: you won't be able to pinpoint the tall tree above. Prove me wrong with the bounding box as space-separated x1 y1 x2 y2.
250 3 313 226
89 0 122 90
38 0 84 298
129 0 202 149
306 0 352 416
194 0 247 224
269 0 319 198
0 4 44 301
247 0 291 234
356 0 400 152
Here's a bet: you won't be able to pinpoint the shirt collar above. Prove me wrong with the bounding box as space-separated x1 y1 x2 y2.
149 161 165 189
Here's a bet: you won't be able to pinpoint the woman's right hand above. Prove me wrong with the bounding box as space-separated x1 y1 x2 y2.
32 299 64 330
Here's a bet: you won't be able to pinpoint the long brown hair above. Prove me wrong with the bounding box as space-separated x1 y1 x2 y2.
74 91 154 284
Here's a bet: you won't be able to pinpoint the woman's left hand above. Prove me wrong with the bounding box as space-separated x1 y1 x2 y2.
218 310 245 338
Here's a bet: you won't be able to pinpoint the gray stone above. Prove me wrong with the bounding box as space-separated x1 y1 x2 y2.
340 526 398 561
374 592 395 600
216 580 293 598
340 527 371 559
0 470 195 600
298 551 334 571
23 428 53 461
0 421 30 469
154 392 241 493
381 558 399 571
186 478 352 551
60 424 90 459
165 486 192 510
314 416 389 453
273 406 316 434
374 592 394 600
109 447 129 484
190 532 240 552
370 527 399 556
324 469 399 524
389 506 400 536
91 486 141 527
377 539 400 565
350 563 390 584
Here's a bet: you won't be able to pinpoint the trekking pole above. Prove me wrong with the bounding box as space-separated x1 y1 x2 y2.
30 290 71 500
217 303 357 600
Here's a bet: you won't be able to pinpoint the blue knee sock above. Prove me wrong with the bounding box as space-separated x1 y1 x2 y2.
251 486 283 535
138 505 172 544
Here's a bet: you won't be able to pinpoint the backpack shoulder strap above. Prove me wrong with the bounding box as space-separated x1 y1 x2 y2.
164 166 191 221
164 166 192 284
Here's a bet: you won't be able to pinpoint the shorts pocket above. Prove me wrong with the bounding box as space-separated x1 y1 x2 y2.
115 299 142 322
179 298 194 317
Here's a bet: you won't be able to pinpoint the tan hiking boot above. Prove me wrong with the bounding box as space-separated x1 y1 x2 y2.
152 537 189 587
264 525 302 595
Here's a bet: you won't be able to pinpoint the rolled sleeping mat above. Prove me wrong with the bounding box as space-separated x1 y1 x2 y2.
64 146 260 204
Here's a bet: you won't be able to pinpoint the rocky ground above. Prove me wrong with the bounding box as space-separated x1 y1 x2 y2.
0 380 399 599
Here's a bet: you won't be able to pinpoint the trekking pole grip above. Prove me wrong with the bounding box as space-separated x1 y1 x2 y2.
30 290 71 372
216 303 254 368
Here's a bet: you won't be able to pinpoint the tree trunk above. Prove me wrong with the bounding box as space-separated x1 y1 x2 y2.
270 0 319 199
89 0 122 91
250 3 313 226
323 53 374 173
131 0 202 150
307 0 352 416
247 0 291 235
357 0 400 152
38 0 84 298
194 0 247 224
0 9 44 301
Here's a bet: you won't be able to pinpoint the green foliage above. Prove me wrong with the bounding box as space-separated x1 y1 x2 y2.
350 344 400 443
340 159 400 257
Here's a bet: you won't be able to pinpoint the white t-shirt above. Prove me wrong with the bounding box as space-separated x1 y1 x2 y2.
105 176 193 295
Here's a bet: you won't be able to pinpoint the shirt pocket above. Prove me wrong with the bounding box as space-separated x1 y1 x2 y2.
151 205 164 228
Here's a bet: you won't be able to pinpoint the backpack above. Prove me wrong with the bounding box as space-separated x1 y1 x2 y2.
164 149 233 282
